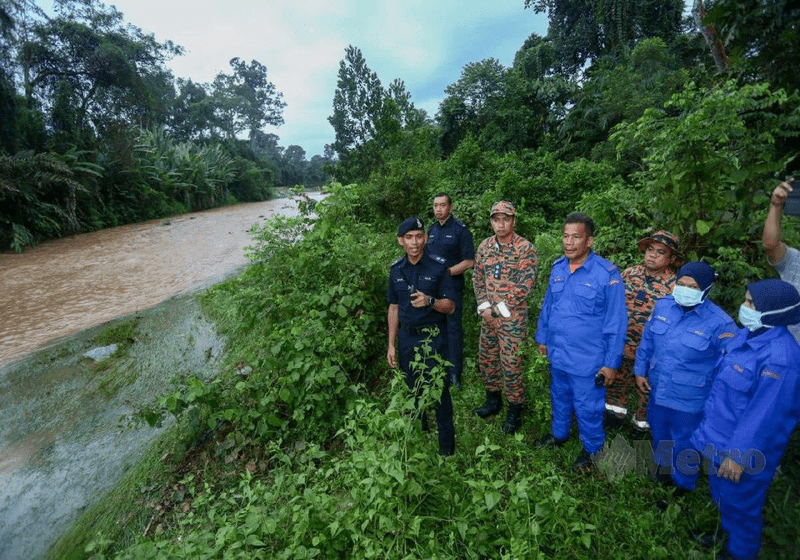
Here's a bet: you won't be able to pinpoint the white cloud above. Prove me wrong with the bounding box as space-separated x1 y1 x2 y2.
101 0 547 155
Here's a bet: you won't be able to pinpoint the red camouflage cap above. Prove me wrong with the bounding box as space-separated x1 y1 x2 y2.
490 200 516 217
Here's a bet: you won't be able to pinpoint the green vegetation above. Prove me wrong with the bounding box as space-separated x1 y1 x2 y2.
0 1 331 252
80 319 141 398
36 0 800 558
92 319 139 352
62 180 799 558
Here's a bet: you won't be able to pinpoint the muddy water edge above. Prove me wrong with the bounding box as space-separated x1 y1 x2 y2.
0 193 322 559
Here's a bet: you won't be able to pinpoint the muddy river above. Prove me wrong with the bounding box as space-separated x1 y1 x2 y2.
0 193 322 559
0 193 321 367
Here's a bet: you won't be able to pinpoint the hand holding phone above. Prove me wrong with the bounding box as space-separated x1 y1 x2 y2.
783 176 800 216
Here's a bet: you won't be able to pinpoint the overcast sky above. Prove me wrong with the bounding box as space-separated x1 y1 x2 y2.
104 1 548 157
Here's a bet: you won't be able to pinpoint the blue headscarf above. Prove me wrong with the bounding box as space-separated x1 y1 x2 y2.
747 278 800 327
677 261 716 301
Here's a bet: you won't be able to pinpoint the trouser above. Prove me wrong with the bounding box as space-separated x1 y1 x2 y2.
550 368 605 454
445 286 464 380
648 402 703 490
477 311 527 404
605 355 648 425
709 469 771 560
398 325 454 449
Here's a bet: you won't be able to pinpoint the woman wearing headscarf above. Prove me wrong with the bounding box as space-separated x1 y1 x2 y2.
634 261 737 491
690 278 800 560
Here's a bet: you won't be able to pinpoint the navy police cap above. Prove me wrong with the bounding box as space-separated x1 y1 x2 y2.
397 216 425 237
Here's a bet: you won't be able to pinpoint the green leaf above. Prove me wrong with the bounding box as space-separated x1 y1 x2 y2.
245 535 266 547
696 219 712 235
457 522 468 539
484 491 502 510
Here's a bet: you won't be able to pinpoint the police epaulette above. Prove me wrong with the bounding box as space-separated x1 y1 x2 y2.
430 253 446 265
390 256 404 267
554 255 567 264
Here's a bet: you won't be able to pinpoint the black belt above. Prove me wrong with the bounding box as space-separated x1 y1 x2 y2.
400 323 443 336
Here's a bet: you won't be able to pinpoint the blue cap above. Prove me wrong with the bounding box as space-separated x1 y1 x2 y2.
397 216 425 237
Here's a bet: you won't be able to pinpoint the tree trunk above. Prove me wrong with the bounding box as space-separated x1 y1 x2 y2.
693 0 729 73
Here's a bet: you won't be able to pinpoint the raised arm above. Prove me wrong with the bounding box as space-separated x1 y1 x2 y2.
763 180 792 265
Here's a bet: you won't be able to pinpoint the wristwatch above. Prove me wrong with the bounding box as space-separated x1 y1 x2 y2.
429 296 436 307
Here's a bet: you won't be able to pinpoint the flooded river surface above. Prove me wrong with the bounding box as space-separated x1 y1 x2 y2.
0 193 322 559
0 194 320 367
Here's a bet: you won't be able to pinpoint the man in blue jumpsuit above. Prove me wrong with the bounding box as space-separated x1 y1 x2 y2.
427 192 475 388
633 261 736 491
387 217 457 456
691 279 800 560
535 212 627 470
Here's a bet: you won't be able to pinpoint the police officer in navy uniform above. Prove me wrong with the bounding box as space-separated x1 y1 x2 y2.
427 192 475 388
387 217 457 455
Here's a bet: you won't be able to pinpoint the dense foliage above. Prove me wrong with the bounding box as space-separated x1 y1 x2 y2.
43 0 800 558
0 0 331 252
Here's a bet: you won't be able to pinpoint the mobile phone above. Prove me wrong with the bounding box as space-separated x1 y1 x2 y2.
594 372 606 387
785 178 800 216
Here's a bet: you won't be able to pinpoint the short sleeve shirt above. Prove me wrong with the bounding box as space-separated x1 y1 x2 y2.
387 250 454 328
427 216 475 288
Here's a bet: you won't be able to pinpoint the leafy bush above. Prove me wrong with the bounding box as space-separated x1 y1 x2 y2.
143 196 396 450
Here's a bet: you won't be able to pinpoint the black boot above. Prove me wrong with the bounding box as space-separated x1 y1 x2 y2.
438 436 456 456
473 390 502 418
572 448 595 472
502 403 523 434
534 433 568 448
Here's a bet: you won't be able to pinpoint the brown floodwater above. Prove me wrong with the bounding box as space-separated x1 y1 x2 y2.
0 193 323 560
0 194 321 367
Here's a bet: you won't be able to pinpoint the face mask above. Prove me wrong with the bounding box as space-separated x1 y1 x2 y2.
673 285 705 307
738 304 765 332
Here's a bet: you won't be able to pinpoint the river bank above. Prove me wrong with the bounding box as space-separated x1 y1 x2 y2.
0 290 227 560
0 192 327 559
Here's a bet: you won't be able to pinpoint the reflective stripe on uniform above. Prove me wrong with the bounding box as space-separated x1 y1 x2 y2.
605 403 628 416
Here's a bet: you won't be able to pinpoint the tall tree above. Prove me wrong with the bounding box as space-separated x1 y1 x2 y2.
278 144 304 186
328 45 387 183
700 0 800 92
18 0 182 140
169 78 217 141
210 57 286 143
436 58 508 154
524 0 685 75
385 78 427 130
329 45 384 157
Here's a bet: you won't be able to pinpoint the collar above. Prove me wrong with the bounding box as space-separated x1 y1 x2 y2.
437 215 454 227
494 232 517 248
645 266 675 283
743 324 786 346
567 249 595 271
